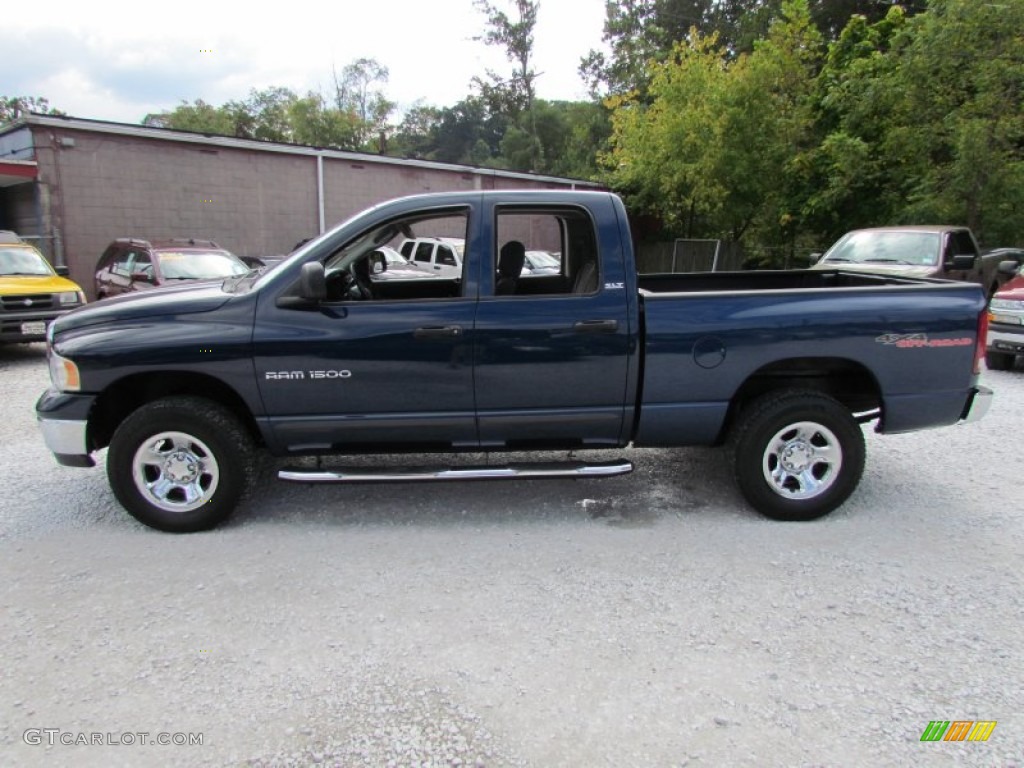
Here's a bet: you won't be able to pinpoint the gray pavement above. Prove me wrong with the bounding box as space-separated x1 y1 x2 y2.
1 341 1021 767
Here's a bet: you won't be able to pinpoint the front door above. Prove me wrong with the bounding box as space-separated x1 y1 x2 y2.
253 206 479 453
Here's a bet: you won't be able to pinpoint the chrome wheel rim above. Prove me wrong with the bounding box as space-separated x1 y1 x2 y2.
131 431 220 513
762 421 842 500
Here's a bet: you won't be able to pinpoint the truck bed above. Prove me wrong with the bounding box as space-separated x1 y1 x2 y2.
633 269 986 446
638 268 945 294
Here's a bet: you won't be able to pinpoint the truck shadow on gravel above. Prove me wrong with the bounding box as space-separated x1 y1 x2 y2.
228 447 750 531
0 342 47 370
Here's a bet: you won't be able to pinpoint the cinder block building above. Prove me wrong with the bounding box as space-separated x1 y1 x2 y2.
0 115 599 297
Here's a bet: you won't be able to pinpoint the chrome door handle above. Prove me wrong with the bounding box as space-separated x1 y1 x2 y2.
414 325 463 339
573 319 619 333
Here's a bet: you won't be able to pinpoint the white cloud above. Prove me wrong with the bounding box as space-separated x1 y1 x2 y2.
6 0 609 123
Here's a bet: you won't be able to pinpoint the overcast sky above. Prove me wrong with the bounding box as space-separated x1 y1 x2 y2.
5 0 609 125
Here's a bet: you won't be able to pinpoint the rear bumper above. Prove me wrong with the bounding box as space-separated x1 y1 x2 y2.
35 389 97 467
960 385 993 425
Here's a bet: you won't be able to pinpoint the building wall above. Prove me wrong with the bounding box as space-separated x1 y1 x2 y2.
2 183 39 242
27 123 591 297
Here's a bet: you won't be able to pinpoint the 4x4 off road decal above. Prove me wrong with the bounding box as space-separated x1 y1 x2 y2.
876 333 973 349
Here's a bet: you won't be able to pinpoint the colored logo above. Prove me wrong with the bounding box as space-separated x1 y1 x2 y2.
920 721 996 742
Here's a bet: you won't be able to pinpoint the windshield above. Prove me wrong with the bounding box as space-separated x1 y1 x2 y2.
0 246 54 276
823 231 941 266
156 250 250 279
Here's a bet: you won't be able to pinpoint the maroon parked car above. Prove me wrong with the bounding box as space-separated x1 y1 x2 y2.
987 258 1024 370
94 238 249 298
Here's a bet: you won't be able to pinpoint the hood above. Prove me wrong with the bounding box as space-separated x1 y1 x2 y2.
810 261 939 279
994 274 1024 300
0 274 83 295
52 281 232 335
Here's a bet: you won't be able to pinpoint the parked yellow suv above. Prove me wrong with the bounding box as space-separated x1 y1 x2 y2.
0 231 86 343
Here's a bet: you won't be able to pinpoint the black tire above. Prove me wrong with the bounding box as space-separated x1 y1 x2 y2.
107 396 256 532
985 351 1014 371
731 390 865 521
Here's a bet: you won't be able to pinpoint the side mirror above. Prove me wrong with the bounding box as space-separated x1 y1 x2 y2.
130 269 153 283
998 259 1021 276
277 261 326 309
300 261 326 300
55 265 70 277
947 254 976 270
809 252 823 265
369 252 387 275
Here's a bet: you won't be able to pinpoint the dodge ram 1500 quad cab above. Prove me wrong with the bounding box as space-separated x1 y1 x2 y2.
36 191 992 532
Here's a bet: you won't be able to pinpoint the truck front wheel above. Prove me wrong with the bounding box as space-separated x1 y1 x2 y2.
107 396 256 532
732 390 865 521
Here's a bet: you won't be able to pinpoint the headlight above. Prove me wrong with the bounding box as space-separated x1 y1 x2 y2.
48 351 81 392
58 291 84 305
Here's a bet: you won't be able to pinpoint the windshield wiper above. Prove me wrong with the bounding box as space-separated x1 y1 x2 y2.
864 258 915 265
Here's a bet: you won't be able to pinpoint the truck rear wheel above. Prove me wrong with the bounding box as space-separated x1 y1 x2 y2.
107 396 255 532
731 390 865 521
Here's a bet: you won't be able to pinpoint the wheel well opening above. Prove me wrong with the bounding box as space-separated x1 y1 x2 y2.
88 372 261 451
721 358 882 442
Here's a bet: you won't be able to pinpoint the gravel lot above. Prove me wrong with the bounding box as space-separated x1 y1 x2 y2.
1 342 1021 767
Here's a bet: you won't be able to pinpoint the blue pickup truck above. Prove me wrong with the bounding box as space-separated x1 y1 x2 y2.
36 191 992 532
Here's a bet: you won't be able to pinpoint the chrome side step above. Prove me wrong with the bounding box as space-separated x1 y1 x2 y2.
278 459 633 483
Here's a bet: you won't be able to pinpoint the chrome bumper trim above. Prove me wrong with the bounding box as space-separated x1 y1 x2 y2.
37 417 90 457
960 386 993 425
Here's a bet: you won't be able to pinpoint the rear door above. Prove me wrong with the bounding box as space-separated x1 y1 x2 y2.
472 196 634 448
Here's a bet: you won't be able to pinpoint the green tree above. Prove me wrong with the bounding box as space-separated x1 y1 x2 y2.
581 0 922 99
288 92 361 149
163 98 247 136
894 0 1024 243
474 0 543 170
800 8 909 240
805 0 1024 246
332 58 395 149
161 59 395 152
605 0 822 245
0 95 64 124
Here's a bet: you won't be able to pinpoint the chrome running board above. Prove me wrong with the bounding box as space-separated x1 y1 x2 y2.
278 459 633 483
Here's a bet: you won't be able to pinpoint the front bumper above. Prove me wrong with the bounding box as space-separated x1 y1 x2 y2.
987 324 1024 356
960 385 993 425
35 389 96 467
0 308 71 342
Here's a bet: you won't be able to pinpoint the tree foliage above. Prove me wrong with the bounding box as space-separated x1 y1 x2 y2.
0 96 64 124
604 0 1024 257
332 58 395 147
162 59 393 152
605 0 821 241
17 0 1019 259
473 0 545 170
582 0 922 98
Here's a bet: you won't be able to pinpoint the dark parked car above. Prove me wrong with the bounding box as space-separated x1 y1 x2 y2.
94 238 249 298
238 254 286 271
